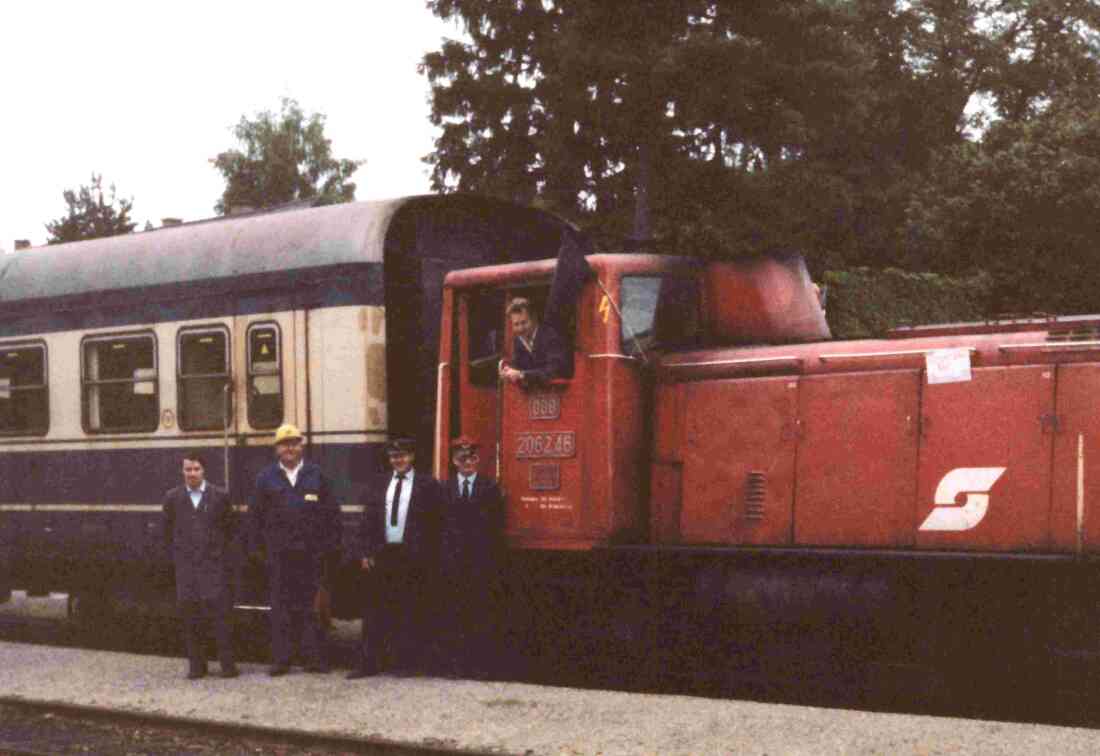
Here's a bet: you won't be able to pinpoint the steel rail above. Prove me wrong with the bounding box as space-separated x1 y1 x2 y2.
0 697 487 756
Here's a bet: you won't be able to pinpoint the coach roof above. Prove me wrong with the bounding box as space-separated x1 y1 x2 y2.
0 198 409 307
0 194 566 309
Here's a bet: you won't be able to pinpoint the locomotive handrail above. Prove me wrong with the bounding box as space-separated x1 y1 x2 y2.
666 355 803 369
818 347 977 362
998 340 1100 352
588 353 640 361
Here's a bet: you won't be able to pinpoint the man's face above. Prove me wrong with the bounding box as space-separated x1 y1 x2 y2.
453 450 479 477
276 439 304 468
510 311 535 340
182 459 205 490
389 450 414 475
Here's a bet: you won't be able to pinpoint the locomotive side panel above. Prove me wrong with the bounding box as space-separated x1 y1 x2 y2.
793 370 919 547
915 365 1053 552
1047 363 1100 553
680 377 798 545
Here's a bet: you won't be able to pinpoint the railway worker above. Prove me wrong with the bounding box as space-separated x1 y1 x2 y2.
440 435 505 678
162 450 239 679
498 297 568 388
347 437 443 679
249 424 342 676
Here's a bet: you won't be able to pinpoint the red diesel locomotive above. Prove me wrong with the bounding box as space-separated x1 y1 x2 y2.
437 250 1100 682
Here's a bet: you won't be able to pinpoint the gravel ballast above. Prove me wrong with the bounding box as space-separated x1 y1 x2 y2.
2 641 1099 754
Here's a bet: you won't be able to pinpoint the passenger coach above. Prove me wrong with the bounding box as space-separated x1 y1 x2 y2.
0 195 569 617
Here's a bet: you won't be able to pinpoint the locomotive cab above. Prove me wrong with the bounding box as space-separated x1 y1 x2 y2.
438 254 704 549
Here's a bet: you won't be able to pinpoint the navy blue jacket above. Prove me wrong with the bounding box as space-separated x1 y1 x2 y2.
358 470 442 566
512 323 568 386
163 483 236 603
249 461 342 578
441 474 505 579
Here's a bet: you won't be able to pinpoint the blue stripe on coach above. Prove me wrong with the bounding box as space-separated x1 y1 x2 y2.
0 442 391 506
0 264 383 339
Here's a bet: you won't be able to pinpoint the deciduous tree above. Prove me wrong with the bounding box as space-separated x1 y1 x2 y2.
906 92 1100 314
422 1 1100 277
211 98 364 214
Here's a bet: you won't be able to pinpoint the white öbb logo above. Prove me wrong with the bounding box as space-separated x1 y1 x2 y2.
919 467 1006 532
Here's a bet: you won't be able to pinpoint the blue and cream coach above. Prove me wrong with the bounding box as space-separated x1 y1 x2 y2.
0 195 567 617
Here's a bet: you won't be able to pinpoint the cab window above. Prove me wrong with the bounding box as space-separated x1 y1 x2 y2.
0 343 48 436
82 333 158 433
178 328 230 430
619 275 701 357
465 289 506 387
505 287 575 380
247 323 283 429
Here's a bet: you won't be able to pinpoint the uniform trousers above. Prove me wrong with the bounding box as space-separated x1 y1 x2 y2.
357 543 431 672
180 594 234 671
444 572 499 676
269 550 327 667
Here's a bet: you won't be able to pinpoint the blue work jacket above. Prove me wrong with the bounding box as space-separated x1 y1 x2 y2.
249 461 342 569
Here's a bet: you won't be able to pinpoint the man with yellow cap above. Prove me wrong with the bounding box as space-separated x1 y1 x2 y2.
249 423 342 676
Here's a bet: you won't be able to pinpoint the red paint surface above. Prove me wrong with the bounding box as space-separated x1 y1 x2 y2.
794 371 919 547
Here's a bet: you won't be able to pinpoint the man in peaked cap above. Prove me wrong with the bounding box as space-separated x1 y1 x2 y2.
249 423 342 676
440 435 505 678
348 436 443 679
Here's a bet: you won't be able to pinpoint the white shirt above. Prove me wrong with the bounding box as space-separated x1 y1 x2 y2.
187 481 207 509
385 468 415 543
457 473 477 498
280 461 304 488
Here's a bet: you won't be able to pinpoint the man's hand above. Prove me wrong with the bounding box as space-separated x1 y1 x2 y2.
499 365 524 384
360 557 375 571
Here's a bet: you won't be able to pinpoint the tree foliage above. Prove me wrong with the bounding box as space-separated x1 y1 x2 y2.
45 174 136 245
211 98 364 215
906 91 1100 315
422 0 1100 287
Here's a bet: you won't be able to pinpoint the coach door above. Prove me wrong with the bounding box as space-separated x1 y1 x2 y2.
231 312 298 499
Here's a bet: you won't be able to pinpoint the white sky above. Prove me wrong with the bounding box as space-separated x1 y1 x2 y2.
0 1 462 252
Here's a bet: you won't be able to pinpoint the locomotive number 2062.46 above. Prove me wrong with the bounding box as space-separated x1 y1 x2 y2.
516 431 576 459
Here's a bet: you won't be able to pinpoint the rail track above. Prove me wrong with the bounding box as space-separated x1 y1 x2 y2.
2 592 1100 731
0 698 474 755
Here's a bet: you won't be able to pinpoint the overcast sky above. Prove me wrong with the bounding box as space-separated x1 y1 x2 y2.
0 2 461 252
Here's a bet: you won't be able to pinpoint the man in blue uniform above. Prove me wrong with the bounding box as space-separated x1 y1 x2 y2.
163 450 239 679
249 424 342 676
347 437 443 679
441 435 505 678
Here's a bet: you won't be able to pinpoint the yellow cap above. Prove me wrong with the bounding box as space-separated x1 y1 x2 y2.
273 423 304 445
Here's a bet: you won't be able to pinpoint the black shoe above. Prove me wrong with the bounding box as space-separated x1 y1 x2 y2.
219 666 240 678
346 667 378 680
267 664 290 677
186 667 207 680
304 663 330 674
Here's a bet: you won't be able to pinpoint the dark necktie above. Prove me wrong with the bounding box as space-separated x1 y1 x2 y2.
462 478 471 500
390 474 405 527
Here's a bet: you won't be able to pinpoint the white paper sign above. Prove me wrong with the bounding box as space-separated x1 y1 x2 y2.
133 367 157 395
926 348 972 385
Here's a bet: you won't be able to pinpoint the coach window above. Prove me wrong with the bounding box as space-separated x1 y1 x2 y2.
82 333 158 433
178 328 230 430
247 323 283 429
0 343 48 436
